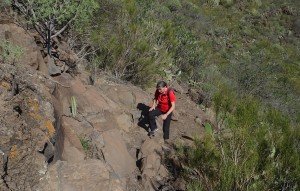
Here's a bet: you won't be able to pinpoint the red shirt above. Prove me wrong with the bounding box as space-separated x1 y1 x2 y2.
155 87 176 113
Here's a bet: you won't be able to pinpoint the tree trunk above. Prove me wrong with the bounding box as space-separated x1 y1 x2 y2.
47 29 51 56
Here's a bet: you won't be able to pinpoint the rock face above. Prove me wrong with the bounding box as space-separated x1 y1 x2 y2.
34 159 124 191
40 74 140 191
102 129 136 178
0 63 56 190
56 118 86 162
139 139 163 177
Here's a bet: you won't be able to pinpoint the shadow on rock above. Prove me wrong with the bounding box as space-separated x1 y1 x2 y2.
136 103 150 132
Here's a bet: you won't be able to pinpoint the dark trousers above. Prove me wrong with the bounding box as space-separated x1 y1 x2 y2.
148 108 172 140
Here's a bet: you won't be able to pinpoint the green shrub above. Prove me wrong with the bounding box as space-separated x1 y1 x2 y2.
176 94 300 190
80 137 91 151
91 0 175 87
13 0 99 40
187 181 204 191
0 0 10 8
0 39 24 65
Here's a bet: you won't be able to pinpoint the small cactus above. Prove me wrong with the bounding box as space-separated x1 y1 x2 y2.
71 96 77 117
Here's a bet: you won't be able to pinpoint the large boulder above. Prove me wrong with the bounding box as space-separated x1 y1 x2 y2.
139 139 167 178
116 112 133 132
34 159 124 191
54 116 86 163
102 129 136 178
138 139 169 191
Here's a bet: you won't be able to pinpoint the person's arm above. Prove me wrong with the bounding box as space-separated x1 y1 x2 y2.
149 98 158 111
149 90 159 111
162 101 175 120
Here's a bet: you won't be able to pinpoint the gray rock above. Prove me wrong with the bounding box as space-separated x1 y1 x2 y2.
54 118 85 162
116 113 133 132
47 56 61 76
34 159 125 191
139 139 168 179
102 129 136 178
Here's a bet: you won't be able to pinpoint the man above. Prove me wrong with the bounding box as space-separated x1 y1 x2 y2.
148 81 176 142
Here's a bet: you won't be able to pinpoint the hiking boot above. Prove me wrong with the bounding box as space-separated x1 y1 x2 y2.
164 139 170 145
149 128 158 136
162 140 171 152
162 139 173 153
149 127 158 132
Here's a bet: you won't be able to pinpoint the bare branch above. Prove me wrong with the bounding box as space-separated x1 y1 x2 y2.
51 14 77 38
75 47 99 64
26 0 37 20
13 0 27 15
33 23 46 40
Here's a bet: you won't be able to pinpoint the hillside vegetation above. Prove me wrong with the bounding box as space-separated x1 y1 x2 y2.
3 0 300 190
90 0 300 190
90 0 300 121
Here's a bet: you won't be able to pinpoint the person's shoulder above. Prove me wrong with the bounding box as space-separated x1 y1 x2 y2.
168 88 176 98
168 87 175 94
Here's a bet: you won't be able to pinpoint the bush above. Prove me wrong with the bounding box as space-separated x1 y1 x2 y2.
176 92 300 190
0 39 24 65
12 0 99 54
91 0 175 87
0 0 10 8
80 137 91 151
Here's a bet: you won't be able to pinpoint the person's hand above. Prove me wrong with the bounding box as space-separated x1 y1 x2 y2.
149 106 155 111
161 114 168 120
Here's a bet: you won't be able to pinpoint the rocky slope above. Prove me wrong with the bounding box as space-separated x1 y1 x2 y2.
0 21 216 191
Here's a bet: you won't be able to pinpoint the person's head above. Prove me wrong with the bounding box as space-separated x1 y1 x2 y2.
156 81 167 93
